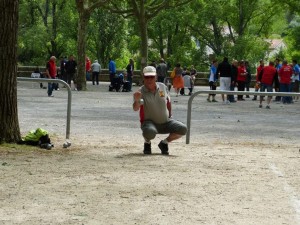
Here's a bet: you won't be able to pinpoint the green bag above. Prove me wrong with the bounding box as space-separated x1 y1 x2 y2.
24 128 48 143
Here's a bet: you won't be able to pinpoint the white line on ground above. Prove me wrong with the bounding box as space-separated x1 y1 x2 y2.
269 163 300 225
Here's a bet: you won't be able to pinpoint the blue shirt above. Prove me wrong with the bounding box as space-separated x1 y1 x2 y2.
209 65 217 82
293 64 300 80
109 60 116 73
276 63 282 71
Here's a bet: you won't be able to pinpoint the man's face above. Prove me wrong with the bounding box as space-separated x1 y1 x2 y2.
143 75 156 88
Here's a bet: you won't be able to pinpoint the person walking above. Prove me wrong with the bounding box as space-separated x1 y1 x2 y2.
91 60 101 85
278 60 293 104
207 60 218 102
237 60 247 101
274 58 282 102
156 58 168 83
258 61 279 109
132 66 187 155
60 56 67 82
172 63 184 97
245 61 252 98
109 58 116 86
86 56 91 81
45 56 57 97
65 55 78 90
228 60 238 103
292 59 299 102
252 60 264 101
216 57 232 104
126 58 134 91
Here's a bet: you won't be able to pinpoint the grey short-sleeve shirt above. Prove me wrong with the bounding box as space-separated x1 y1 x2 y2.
140 82 170 124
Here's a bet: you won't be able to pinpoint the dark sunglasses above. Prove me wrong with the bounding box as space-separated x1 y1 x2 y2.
144 76 156 79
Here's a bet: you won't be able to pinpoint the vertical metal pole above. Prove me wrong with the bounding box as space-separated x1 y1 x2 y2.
17 77 72 142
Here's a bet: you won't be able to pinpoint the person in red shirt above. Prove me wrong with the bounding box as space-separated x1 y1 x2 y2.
86 56 91 81
258 61 278 109
252 60 264 101
278 60 293 104
237 60 247 100
46 56 57 97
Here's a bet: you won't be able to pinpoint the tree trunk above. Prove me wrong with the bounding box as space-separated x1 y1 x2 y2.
138 18 148 78
76 10 89 91
0 0 21 143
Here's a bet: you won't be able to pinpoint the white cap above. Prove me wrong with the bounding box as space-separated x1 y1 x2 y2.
143 66 156 76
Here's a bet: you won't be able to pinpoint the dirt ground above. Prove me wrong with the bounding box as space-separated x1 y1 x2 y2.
0 81 300 225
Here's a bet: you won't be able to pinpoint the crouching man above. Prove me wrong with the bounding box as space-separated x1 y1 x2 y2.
133 66 187 155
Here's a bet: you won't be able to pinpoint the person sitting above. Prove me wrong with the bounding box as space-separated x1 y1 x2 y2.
31 66 45 89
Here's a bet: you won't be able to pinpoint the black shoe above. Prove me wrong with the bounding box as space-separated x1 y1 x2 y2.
252 97 257 101
158 141 169 155
143 143 151 154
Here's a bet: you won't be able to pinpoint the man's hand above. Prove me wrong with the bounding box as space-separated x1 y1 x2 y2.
133 91 142 111
133 91 142 102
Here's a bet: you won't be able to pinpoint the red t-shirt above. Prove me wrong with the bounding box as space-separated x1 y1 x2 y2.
46 61 57 79
256 65 264 81
260 66 277 85
86 59 91 72
279 65 293 84
237 66 247 82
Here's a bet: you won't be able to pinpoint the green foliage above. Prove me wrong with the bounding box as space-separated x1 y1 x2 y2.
87 8 127 68
17 0 300 71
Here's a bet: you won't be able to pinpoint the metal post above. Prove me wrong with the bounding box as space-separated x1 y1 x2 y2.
17 78 72 147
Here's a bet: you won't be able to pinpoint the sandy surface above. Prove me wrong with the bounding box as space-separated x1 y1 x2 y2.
0 81 300 225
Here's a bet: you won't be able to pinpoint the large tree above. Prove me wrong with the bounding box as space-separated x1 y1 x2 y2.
107 0 192 71
75 0 110 91
0 0 21 143
18 0 78 65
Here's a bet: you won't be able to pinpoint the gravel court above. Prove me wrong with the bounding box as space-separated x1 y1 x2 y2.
0 81 299 224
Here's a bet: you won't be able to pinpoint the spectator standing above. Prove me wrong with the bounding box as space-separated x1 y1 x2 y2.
150 60 156 68
91 60 101 85
172 63 184 97
65 55 78 91
86 56 91 81
132 66 187 155
60 56 67 82
274 58 282 102
245 61 252 98
292 59 299 102
31 66 45 89
228 60 238 103
180 67 188 95
236 60 247 101
278 60 293 104
183 71 193 96
252 60 264 101
190 65 197 89
258 61 279 109
156 58 168 83
207 60 218 102
109 58 116 86
45 56 57 97
126 58 134 91
216 57 232 104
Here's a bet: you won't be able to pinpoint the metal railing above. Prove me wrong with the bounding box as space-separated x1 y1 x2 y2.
186 90 300 144
17 77 72 147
